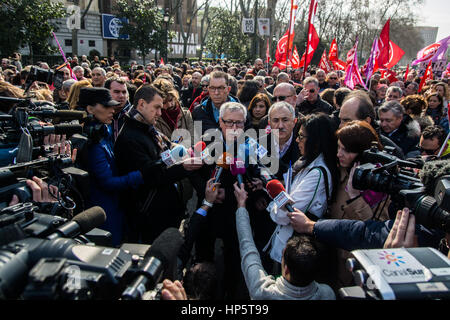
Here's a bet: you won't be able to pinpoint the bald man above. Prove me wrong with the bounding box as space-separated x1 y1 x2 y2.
181 71 203 108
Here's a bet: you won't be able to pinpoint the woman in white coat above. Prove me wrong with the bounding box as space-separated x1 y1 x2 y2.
266 113 338 263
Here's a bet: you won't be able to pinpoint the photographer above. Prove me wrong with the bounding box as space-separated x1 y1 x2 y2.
285 160 450 262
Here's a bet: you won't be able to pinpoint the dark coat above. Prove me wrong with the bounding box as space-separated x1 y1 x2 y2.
379 115 420 158
314 218 444 252
298 96 334 115
181 83 202 109
114 115 193 243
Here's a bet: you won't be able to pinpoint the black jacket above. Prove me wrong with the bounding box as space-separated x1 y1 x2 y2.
379 115 420 159
298 96 334 115
181 84 202 109
114 115 193 243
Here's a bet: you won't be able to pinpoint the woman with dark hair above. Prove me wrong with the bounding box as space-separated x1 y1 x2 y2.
237 80 260 107
267 113 338 264
247 93 271 131
424 91 449 133
328 120 389 289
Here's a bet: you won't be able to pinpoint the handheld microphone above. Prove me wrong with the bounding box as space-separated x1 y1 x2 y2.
230 158 246 185
160 144 188 167
192 141 208 160
213 152 231 184
266 179 295 212
46 206 106 240
122 228 184 300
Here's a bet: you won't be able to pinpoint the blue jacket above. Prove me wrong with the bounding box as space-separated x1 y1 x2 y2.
313 219 444 252
86 123 143 246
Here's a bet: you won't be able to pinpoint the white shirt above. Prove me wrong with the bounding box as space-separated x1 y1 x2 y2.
265 154 332 263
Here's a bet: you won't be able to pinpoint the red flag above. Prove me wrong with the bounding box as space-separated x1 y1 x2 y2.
377 19 391 69
274 46 300 69
419 60 433 92
275 30 290 62
300 24 319 69
160 57 165 66
328 38 338 62
404 64 410 82
319 50 332 73
386 41 405 69
333 59 346 71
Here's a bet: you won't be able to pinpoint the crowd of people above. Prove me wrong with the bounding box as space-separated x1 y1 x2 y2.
1 52 450 301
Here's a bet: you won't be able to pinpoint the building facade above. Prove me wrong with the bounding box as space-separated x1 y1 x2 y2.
44 0 200 64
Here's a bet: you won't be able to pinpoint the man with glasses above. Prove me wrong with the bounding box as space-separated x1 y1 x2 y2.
326 72 340 90
192 71 240 135
297 77 333 115
418 125 449 159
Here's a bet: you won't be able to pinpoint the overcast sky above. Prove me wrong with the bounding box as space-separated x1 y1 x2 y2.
415 0 450 41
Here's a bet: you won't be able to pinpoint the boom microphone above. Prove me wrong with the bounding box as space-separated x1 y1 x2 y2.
266 179 295 212
122 228 184 299
46 206 106 240
29 109 87 121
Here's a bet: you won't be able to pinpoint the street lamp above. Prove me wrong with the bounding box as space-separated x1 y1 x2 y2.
163 9 170 63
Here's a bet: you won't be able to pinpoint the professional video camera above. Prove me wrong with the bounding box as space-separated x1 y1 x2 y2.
25 66 65 91
339 246 450 300
0 202 184 300
352 144 450 233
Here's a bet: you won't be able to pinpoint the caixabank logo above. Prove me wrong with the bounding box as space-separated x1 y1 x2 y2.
378 251 406 267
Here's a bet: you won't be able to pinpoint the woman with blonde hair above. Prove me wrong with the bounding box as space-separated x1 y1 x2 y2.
66 80 92 110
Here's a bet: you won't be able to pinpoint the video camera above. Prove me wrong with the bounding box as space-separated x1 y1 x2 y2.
339 247 450 300
25 66 65 91
352 144 450 233
0 201 184 300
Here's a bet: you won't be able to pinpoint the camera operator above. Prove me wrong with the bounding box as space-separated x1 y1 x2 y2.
284 160 450 267
8 176 59 206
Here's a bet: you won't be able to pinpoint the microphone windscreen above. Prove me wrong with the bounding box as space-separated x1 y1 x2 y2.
266 179 286 199
230 158 246 176
54 110 87 120
194 141 206 152
419 160 450 194
72 206 106 234
146 228 184 280
171 144 188 159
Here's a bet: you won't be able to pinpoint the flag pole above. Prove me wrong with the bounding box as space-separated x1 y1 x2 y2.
286 2 293 73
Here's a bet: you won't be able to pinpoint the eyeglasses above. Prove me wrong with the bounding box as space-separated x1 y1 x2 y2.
329 77 338 80
221 119 245 128
272 95 293 102
419 146 438 155
209 86 227 92
201 84 209 88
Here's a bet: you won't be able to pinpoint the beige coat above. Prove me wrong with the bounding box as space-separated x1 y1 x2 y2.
325 167 390 289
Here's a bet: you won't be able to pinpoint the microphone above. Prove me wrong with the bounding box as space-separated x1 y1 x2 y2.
266 179 295 212
230 158 246 185
46 206 106 240
419 159 450 194
122 228 184 300
213 152 231 184
160 144 188 167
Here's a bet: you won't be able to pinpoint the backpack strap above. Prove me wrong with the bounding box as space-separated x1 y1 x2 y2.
308 166 330 205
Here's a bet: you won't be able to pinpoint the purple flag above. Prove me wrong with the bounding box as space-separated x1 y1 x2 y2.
344 38 368 90
432 35 450 62
365 38 378 87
